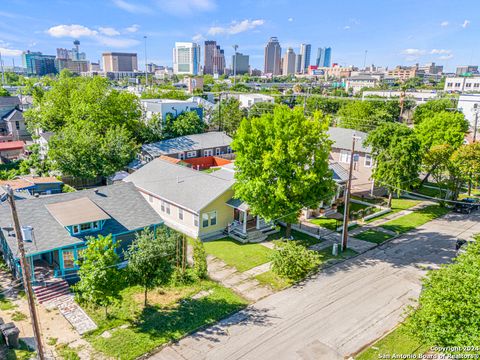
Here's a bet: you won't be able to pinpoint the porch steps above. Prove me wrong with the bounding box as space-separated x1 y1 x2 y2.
32 278 72 304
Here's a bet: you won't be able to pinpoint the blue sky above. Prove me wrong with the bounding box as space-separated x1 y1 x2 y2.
0 0 479 72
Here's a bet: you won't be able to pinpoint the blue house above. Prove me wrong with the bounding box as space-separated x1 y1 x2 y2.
0 182 163 282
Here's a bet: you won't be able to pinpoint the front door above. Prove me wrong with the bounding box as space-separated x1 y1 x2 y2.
234 208 241 222
179 152 185 160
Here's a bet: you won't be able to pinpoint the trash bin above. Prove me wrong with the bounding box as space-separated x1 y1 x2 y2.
4 326 20 348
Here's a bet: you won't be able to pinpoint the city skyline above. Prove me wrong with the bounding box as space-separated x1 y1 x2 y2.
0 0 479 71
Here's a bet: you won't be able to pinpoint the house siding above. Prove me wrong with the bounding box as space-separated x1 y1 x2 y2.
330 147 374 193
199 188 235 239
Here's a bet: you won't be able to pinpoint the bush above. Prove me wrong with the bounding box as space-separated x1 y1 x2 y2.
271 240 321 281
170 267 197 286
193 239 208 279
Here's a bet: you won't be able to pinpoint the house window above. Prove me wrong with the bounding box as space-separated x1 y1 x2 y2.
92 221 100 230
475 83 480 88
215 148 221 156
210 211 217 226
161 201 165 212
203 149 213 157
339 150 351 164
226 146 232 154
178 208 183 220
72 225 80 235
364 154 373 168
15 121 20 130
455 83 461 87
202 213 209 227
466 83 472 88
179 153 185 160
165 202 171 215
186 151 197 158
447 82 452 87
80 223 91 231
194 215 199 227
62 250 75 269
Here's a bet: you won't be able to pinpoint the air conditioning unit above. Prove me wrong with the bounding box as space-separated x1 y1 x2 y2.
21 226 33 242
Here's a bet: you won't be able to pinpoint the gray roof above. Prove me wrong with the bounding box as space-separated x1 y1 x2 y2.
142 132 233 158
124 158 235 213
327 127 371 153
2 109 23 122
0 96 21 108
226 198 249 211
0 182 163 258
329 162 352 183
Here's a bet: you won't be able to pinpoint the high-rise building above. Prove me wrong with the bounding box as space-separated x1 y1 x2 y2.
295 54 303 73
264 37 282 75
232 53 249 75
212 46 225 75
22 51 57 76
102 52 138 72
282 47 296 75
55 40 89 74
316 47 332 67
204 41 226 75
299 44 311 73
456 65 479 76
173 42 201 75
56 40 86 62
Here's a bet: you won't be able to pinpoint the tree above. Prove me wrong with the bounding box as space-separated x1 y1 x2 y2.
451 143 480 195
412 98 455 124
407 235 480 347
415 111 469 151
232 106 335 237
125 227 177 306
165 111 206 138
248 102 277 119
304 96 344 115
210 97 247 136
271 241 321 281
422 144 454 196
193 239 208 279
0 88 10 97
74 234 123 316
365 123 422 206
337 100 391 132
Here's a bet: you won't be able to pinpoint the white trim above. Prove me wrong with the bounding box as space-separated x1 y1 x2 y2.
364 154 372 168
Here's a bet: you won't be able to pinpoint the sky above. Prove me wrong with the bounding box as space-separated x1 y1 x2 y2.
0 0 479 72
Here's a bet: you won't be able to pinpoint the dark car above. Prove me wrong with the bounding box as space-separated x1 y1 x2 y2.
461 197 480 210
453 198 479 214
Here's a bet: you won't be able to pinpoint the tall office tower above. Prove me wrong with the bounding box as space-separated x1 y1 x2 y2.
173 42 201 75
282 47 296 75
316 47 332 67
264 37 282 75
295 53 303 73
22 51 57 76
232 53 249 74
299 44 311 73
102 52 138 72
56 48 69 60
212 46 225 75
203 40 217 75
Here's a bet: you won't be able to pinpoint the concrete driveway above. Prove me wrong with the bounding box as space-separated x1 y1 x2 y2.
151 211 480 360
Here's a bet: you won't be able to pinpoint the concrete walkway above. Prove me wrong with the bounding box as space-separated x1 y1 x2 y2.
207 255 274 302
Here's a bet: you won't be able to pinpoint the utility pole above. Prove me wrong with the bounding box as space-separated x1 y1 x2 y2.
218 92 222 131
144 36 148 88
6 186 45 360
473 104 479 142
341 135 360 252
0 51 5 85
233 45 238 87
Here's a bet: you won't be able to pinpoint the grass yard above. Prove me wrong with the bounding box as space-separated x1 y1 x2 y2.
204 238 273 272
382 205 450 234
85 280 247 360
317 246 358 263
308 217 339 231
364 198 422 224
266 226 322 246
354 229 394 244
355 324 430 360
254 270 292 291
416 185 447 198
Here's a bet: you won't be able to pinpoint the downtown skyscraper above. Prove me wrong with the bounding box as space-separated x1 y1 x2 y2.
299 44 311 73
173 42 201 75
204 40 226 75
316 47 332 67
264 37 282 75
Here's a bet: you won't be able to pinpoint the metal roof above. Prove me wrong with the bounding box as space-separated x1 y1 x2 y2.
46 197 111 227
327 127 371 153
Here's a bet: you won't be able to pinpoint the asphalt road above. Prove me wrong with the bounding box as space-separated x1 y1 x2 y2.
152 211 480 360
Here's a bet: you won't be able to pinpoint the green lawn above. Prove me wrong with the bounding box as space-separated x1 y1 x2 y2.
364 198 421 224
317 246 358 262
355 324 430 360
382 205 450 234
204 238 273 272
255 270 292 291
416 185 447 198
354 229 394 244
85 281 247 360
266 226 321 246
201 167 221 174
308 217 339 231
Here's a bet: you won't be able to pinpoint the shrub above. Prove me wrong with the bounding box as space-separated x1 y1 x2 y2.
170 267 197 286
271 240 321 281
193 239 208 279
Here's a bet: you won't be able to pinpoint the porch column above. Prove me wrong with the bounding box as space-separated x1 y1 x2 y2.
29 256 35 282
256 215 260 229
243 211 247 234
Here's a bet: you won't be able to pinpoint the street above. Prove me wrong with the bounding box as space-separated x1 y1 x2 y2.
151 211 480 360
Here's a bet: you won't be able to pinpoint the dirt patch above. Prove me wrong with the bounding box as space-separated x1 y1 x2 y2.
132 287 193 308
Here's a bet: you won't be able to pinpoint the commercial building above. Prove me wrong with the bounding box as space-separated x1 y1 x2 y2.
418 62 443 75
102 52 138 72
344 75 380 94
386 65 418 80
232 53 249 75
456 65 478 76
140 99 203 124
316 47 332 67
173 42 201 75
264 37 282 75
235 94 275 108
282 47 296 75
56 40 86 62
204 41 225 75
299 44 311 73
456 94 480 130
444 76 480 92
295 54 303 74
22 51 57 76
55 59 89 74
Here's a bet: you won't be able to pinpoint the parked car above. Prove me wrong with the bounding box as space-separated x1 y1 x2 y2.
453 199 479 214
461 197 480 210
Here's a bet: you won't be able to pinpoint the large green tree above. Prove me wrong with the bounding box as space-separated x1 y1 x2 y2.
232 106 335 237
408 235 480 347
210 97 247 136
0 88 11 97
336 100 392 132
412 98 455 124
365 122 422 206
451 143 480 195
125 227 177 306
164 111 206 138
74 234 123 316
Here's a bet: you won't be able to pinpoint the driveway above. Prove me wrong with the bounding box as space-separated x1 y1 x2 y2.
151 211 480 360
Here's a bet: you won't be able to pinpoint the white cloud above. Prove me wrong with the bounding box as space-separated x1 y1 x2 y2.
439 54 454 60
158 0 216 16
207 19 265 36
47 24 98 38
288 17 294 22
343 25 351 30
125 24 140 33
440 21 449 27
99 27 120 36
462 19 470 28
401 48 426 56
430 49 451 55
192 33 204 42
112 0 149 14
0 46 22 56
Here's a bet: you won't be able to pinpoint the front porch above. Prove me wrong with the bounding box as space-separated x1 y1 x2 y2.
225 199 279 243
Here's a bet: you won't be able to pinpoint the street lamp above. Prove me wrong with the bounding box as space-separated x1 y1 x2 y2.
233 45 238 86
